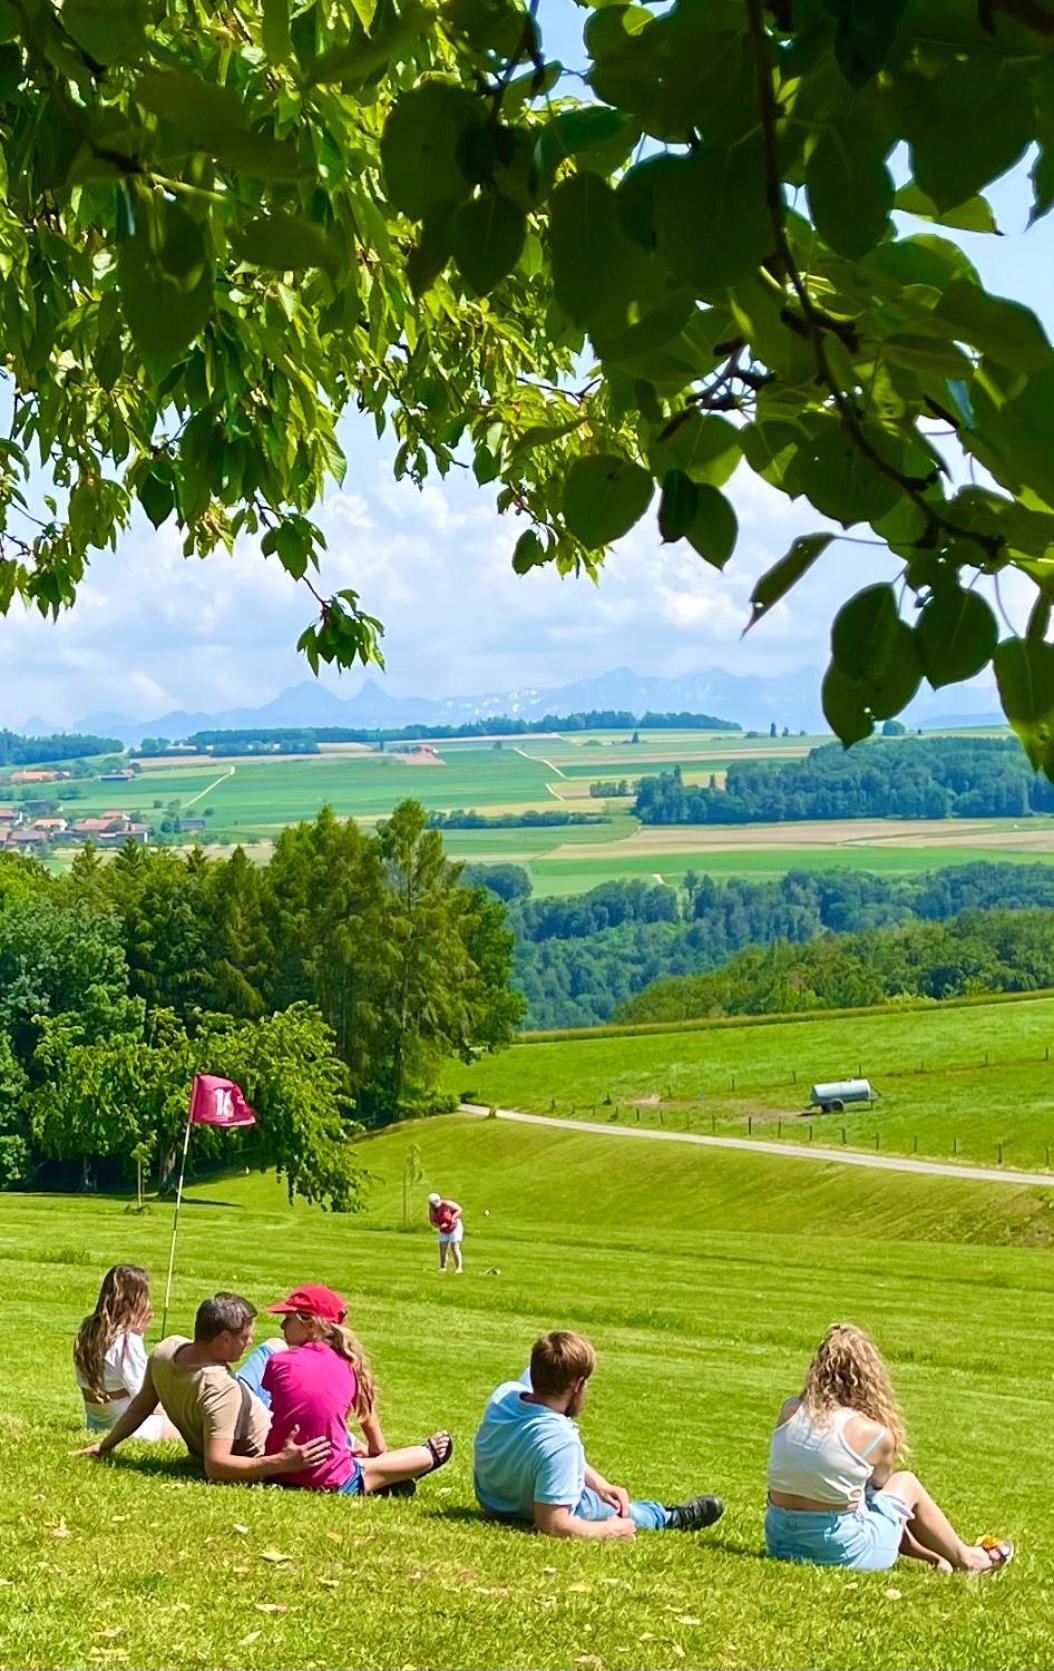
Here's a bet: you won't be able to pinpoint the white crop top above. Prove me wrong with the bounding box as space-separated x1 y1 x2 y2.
767 1403 884 1508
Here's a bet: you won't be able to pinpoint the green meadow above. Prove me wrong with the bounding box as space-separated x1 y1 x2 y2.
448 995 1054 1173
2 1112 1046 1670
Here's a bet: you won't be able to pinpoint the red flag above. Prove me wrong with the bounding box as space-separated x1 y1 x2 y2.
188 1073 255 1128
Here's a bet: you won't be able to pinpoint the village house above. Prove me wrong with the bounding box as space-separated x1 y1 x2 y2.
0 807 21 825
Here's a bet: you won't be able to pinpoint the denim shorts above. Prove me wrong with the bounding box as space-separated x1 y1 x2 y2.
338 1459 364 1495
765 1489 912 1571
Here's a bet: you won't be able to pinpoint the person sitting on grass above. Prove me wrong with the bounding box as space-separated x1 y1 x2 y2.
73 1265 180 1443
258 1283 454 1496
473 1329 724 1540
74 1291 330 1484
766 1321 1014 1574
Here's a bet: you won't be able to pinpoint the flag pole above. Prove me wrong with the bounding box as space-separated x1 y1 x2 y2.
161 1090 195 1337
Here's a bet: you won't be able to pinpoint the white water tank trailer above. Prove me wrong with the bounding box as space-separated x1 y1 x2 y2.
807 1079 878 1113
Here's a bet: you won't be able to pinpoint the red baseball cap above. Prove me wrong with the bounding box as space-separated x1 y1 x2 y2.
266 1283 347 1323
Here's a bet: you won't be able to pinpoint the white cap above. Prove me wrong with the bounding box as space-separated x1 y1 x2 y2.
427 1192 441 1205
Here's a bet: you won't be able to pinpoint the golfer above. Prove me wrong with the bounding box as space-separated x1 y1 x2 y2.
428 1191 464 1273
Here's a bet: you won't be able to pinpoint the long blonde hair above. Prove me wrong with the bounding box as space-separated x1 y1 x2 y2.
801 1322 907 1456
74 1265 152 1401
304 1316 377 1420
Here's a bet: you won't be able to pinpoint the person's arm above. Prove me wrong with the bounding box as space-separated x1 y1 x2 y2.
448 1201 463 1222
848 1419 895 1488
583 1462 631 1518
71 1372 159 1458
358 1410 388 1457
533 1501 635 1540
204 1424 331 1484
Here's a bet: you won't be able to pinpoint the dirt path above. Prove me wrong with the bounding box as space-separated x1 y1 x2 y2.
182 766 235 809
460 1105 1054 1188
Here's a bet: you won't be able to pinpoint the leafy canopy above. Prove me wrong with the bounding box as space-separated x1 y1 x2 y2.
5 0 1054 756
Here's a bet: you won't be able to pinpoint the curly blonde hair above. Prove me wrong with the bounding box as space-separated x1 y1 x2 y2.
801 1323 906 1456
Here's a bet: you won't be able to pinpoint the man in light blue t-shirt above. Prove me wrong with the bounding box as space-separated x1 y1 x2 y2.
473 1330 724 1540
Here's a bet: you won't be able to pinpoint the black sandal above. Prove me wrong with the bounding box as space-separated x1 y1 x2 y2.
422 1432 454 1474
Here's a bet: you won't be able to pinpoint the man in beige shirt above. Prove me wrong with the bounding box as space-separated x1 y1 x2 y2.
77 1292 330 1484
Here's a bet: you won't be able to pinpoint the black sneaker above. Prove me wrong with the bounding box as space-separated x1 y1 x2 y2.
374 1477 418 1499
665 1494 725 1531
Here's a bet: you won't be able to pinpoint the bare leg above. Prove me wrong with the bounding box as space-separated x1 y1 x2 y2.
359 1431 452 1494
883 1471 993 1572
899 1526 952 1572
452 1240 463 1273
438 1240 448 1271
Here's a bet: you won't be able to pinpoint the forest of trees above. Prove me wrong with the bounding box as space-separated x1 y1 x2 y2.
616 909 1054 1024
492 864 1054 1030
635 739 1054 825
176 711 740 752
0 731 122 768
427 810 607 830
0 802 519 1198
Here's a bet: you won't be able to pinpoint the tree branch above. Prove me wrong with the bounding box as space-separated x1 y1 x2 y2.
743 0 1003 563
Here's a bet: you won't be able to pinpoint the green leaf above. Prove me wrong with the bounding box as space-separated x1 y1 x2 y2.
686 485 737 569
118 211 213 375
831 583 899 681
658 470 697 543
407 208 453 297
473 443 500 485
234 213 338 276
824 0 906 87
350 0 378 28
793 418 901 527
652 142 772 296
934 280 1050 374
563 453 654 549
550 171 653 335
894 184 999 235
648 413 740 487
381 83 484 219
822 663 873 746
907 61 1034 212
1001 362 1054 508
135 69 248 138
261 0 292 63
539 107 631 170
512 529 546 574
806 131 894 259
450 193 525 295
745 533 832 632
994 636 1054 775
861 621 922 719
916 587 998 689
309 4 432 86
137 465 175 529
64 0 146 63
882 331 975 380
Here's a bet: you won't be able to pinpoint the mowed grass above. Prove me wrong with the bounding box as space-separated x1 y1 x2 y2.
2 1114 1050 1670
447 995 1054 1173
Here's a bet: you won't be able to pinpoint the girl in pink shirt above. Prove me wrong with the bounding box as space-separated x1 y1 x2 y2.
262 1284 453 1495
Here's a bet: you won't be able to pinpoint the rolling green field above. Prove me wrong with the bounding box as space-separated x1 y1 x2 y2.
447 995 1054 1174
2 1113 1046 1670
26 726 1054 898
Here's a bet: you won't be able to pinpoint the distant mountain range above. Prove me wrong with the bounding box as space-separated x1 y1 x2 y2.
49 665 1004 747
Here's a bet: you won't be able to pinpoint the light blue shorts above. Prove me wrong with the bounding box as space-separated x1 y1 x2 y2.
765 1489 912 1571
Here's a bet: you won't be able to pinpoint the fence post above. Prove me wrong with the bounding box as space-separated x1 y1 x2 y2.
731 1074 736 1091
997 1143 1003 1166
953 1136 958 1157
686 1110 692 1129
748 1115 753 1135
635 1107 640 1123
659 1108 664 1125
984 1052 989 1068
913 1135 918 1154
777 1119 782 1138
809 1124 813 1142
1046 1045 1050 1063
841 1126 846 1145
1047 1144 1051 1169
874 1131 880 1151
712 1112 716 1132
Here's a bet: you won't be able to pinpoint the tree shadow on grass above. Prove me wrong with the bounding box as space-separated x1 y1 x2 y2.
422 1507 766 1559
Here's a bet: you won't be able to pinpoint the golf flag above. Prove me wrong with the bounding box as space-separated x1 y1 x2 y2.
188 1073 255 1128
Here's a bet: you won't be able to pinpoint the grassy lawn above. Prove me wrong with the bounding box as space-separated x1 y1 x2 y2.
448 996 1054 1172
2 1113 1047 1669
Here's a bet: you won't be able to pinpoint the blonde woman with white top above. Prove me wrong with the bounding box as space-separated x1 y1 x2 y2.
765 1323 1013 1574
74 1265 179 1441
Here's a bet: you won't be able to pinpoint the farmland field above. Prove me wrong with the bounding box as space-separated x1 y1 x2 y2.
445 993 1054 1174
3 1111 1047 1669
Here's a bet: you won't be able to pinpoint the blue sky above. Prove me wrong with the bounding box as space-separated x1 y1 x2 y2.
3 5 1053 729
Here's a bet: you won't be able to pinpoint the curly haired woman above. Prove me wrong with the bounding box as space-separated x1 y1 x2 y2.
765 1323 1013 1574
